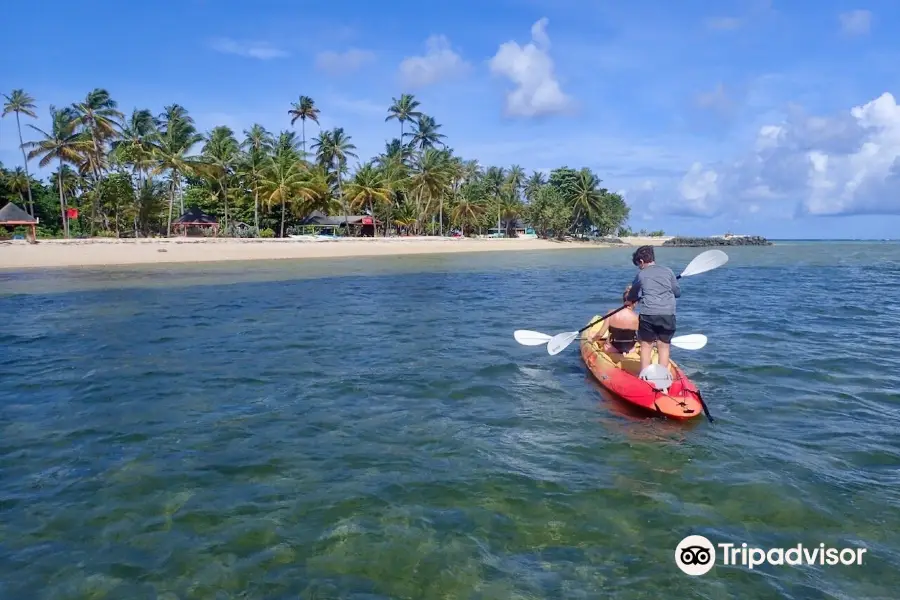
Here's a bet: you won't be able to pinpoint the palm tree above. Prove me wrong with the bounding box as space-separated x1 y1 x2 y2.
312 127 357 235
7 167 30 205
240 124 275 235
392 200 417 235
274 130 302 158
385 94 422 142
345 162 392 234
567 168 605 235
374 147 410 237
52 164 83 214
405 115 446 152
524 171 546 202
22 106 90 237
72 88 124 232
133 178 167 236
445 155 466 236
377 138 414 168
288 95 320 159
409 148 453 234
260 152 326 237
461 159 481 184
150 104 203 236
484 166 506 236
452 180 487 236
0 87 637 240
505 165 525 200
2 89 38 216
110 108 157 227
201 125 240 229
111 108 157 187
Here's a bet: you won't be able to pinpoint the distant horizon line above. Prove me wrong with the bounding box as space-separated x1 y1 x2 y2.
723 237 896 242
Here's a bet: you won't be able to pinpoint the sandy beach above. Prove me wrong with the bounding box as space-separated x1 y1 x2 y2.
0 235 673 270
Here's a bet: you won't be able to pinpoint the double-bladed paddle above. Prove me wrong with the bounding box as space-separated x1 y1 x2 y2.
539 249 729 356
514 329 708 351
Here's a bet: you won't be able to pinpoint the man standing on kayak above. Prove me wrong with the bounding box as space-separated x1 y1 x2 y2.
623 245 680 375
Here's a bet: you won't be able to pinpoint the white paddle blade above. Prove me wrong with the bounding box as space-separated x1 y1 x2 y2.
679 249 729 278
547 331 579 356
670 334 708 350
514 330 552 346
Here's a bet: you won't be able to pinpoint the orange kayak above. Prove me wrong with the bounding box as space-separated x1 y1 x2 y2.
579 315 706 420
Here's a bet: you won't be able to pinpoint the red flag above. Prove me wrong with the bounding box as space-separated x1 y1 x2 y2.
66 208 79 219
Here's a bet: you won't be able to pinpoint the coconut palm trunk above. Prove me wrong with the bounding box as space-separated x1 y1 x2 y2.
15 112 35 216
167 172 178 236
254 186 260 235
220 175 229 230
89 135 102 235
337 159 348 237
57 159 68 238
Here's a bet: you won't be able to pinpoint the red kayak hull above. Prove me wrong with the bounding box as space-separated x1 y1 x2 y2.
579 316 705 420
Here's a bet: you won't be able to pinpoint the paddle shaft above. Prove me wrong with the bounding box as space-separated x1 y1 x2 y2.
576 304 628 335
697 393 714 423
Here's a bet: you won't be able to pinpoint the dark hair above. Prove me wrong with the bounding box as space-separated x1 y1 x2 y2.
632 245 655 266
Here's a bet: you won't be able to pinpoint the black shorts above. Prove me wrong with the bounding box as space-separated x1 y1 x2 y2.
638 314 676 343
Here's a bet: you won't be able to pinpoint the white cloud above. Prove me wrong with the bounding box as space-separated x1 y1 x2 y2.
489 18 572 118
208 37 288 60
397 35 469 87
839 10 872 36
627 92 900 218
677 163 719 216
315 48 376 76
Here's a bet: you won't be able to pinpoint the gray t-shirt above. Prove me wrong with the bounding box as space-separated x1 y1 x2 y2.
626 264 680 316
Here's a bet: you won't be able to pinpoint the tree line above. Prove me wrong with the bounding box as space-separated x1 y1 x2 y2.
1 89 633 239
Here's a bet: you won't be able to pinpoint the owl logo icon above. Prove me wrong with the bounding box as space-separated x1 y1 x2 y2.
675 535 716 576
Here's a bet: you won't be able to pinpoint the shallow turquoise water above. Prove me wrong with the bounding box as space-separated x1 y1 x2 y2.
2 243 899 599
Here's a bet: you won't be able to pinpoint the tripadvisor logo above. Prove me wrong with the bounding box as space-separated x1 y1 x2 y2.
674 535 867 576
676 535 716 576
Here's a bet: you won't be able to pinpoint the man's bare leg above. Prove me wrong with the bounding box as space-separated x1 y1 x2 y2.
639 340 653 373
657 341 671 369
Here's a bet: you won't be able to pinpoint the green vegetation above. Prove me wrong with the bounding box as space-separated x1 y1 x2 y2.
617 227 667 237
1 88 630 239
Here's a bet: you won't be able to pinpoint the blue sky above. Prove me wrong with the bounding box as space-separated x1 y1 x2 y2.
3 0 900 238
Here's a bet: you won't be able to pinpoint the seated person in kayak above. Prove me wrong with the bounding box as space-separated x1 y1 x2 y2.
624 245 680 373
602 285 640 354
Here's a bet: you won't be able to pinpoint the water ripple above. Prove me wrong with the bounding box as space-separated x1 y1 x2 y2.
2 243 900 598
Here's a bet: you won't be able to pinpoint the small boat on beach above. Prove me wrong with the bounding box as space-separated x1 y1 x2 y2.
579 315 706 420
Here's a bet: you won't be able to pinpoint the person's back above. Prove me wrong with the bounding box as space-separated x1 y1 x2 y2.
633 264 680 315
605 285 640 354
625 245 681 372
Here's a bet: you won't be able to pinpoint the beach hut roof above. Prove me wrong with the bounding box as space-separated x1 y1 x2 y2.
0 202 36 224
301 210 338 226
174 206 217 225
